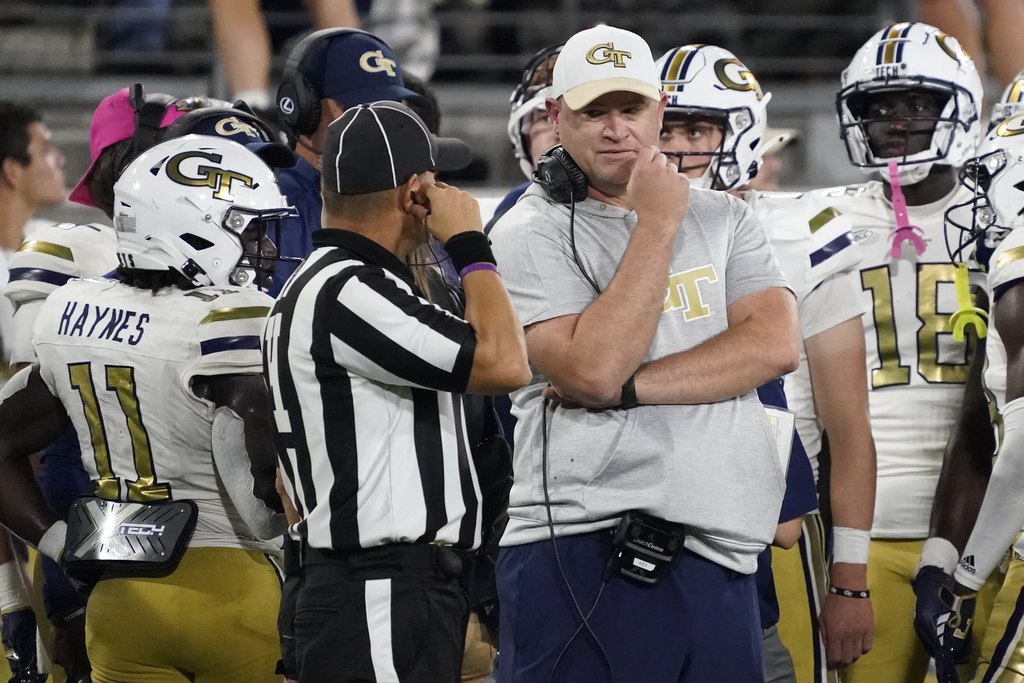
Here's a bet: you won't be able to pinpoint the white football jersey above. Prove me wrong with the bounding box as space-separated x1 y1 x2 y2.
747 189 866 479
5 222 119 365
33 278 275 552
756 180 981 537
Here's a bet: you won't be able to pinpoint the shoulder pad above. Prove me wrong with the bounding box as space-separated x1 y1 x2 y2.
6 223 118 304
191 287 273 377
989 228 1024 301
807 207 863 290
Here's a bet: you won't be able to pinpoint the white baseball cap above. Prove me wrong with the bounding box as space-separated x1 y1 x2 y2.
551 25 662 110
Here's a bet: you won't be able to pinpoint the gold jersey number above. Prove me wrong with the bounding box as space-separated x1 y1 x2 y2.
860 263 969 388
68 362 170 502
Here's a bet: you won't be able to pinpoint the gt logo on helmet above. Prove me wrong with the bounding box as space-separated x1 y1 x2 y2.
936 33 967 62
715 59 763 100
359 50 397 76
996 114 1024 137
166 151 255 200
587 43 632 68
214 117 261 139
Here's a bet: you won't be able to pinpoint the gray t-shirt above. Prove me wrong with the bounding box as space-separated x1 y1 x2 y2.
489 184 790 575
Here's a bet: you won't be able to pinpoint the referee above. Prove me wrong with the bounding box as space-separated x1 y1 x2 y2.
262 101 531 683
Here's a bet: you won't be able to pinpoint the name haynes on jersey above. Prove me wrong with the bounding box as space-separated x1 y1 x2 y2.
56 301 149 346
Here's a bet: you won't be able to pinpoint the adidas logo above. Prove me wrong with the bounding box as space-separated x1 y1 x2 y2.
960 555 976 574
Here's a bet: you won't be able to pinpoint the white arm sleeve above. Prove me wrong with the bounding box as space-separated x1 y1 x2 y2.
9 300 42 366
211 406 288 541
0 560 30 613
954 397 1024 590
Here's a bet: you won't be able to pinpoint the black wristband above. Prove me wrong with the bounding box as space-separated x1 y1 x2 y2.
829 585 870 599
445 231 496 273
620 375 638 409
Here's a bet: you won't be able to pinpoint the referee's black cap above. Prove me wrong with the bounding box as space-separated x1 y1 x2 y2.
322 101 472 195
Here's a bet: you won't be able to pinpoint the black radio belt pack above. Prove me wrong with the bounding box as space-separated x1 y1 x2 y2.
608 511 686 585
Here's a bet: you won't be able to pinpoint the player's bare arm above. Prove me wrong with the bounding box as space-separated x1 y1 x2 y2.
806 317 876 667
0 365 70 550
928 288 993 555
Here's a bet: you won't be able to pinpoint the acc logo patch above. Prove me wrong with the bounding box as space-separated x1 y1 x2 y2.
586 43 632 68
166 151 255 200
714 59 763 100
359 50 397 76
996 114 1024 137
851 228 877 245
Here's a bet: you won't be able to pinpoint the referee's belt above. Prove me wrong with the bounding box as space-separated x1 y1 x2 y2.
303 542 466 579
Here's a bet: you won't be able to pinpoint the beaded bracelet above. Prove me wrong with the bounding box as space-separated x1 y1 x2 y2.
829 585 870 599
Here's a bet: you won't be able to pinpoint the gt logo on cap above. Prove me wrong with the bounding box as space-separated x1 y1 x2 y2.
586 43 632 68
214 116 261 139
166 151 255 200
359 50 398 76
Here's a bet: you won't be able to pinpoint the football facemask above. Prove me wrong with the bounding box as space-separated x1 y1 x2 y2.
113 135 296 290
656 44 771 190
837 22 983 186
944 114 1024 269
508 44 562 179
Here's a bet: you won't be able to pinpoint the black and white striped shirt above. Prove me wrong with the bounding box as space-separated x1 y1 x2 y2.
263 229 482 552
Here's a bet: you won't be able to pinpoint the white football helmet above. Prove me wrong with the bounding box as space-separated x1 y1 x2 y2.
991 69 1024 129
655 44 772 190
837 22 983 186
946 113 1024 269
113 135 294 289
507 44 561 179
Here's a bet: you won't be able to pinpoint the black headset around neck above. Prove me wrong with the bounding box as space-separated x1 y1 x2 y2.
533 145 588 205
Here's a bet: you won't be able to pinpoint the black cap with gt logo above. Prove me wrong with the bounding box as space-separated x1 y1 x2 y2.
322 101 473 195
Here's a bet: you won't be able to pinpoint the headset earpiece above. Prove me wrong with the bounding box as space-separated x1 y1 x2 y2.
276 27 369 138
533 145 588 204
114 84 178 180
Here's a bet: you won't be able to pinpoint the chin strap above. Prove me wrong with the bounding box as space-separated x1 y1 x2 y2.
888 160 928 259
950 262 987 341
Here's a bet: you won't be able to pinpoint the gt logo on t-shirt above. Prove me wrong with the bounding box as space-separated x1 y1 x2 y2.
664 264 718 321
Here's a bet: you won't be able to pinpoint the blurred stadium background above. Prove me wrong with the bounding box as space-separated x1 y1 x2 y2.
2 0 934 226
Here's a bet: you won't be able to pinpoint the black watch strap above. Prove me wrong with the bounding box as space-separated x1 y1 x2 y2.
620 375 638 409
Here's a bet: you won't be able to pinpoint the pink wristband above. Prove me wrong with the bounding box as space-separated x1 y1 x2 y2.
459 262 499 279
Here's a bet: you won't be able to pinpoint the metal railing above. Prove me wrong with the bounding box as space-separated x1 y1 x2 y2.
0 1 899 82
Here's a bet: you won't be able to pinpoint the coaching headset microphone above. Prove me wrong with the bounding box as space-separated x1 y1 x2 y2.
534 145 614 682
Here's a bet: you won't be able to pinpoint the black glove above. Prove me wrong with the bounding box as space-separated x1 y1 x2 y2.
913 565 953 657
1 607 46 683
913 566 976 683
51 609 90 683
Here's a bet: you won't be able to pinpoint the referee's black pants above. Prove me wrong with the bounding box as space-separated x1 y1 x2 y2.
295 544 470 683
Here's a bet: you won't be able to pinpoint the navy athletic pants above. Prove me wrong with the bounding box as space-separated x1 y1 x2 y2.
496 534 763 683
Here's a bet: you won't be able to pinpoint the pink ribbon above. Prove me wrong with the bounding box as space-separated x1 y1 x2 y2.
887 160 927 259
